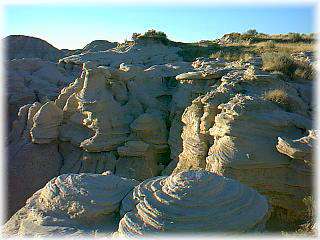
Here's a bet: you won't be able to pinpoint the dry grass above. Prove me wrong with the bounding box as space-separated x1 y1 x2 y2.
296 196 315 235
209 51 253 62
252 42 314 54
261 52 314 79
263 89 291 110
262 52 295 75
293 61 314 80
223 42 314 55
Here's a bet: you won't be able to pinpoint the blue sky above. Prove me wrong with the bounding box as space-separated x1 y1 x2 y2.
4 4 315 49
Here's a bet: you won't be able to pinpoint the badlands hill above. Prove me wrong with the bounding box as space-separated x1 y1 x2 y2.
3 30 316 236
4 35 71 61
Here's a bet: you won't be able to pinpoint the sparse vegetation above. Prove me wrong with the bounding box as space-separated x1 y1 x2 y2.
265 40 275 49
293 61 314 80
210 51 254 62
263 88 291 110
288 32 303 42
176 42 220 62
262 52 295 76
245 29 258 35
261 52 314 79
296 196 315 235
125 30 314 64
132 29 170 45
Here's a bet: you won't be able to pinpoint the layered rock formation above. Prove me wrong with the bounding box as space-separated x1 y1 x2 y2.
4 172 138 237
118 170 270 236
172 59 314 223
7 54 194 217
5 32 315 234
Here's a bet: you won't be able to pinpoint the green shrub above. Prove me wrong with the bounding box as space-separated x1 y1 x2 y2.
245 29 258 35
132 29 170 45
262 52 295 75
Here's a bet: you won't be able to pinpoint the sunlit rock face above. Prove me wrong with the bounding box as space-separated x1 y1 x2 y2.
7 58 194 218
117 170 270 236
172 63 313 223
3 172 138 237
59 40 183 68
53 61 191 179
6 38 315 235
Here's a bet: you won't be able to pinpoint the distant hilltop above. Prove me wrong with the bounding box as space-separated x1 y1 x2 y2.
3 29 315 65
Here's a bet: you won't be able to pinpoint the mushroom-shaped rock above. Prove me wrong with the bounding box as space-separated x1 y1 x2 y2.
4 172 138 237
118 170 270 236
30 101 63 143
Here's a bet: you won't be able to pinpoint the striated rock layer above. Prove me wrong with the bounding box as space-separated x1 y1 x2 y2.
172 60 314 223
6 37 314 234
118 170 270 236
4 172 138 237
7 57 194 217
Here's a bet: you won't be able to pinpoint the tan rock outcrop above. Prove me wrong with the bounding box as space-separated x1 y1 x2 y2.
30 101 63 143
276 129 316 166
6 57 79 129
118 170 270 236
6 40 314 235
167 66 230 171
59 40 183 68
173 63 313 222
4 172 138 237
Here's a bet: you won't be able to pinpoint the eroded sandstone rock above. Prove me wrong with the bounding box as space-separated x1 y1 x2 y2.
30 101 63 143
4 172 138 237
59 40 183 69
118 170 270 236
173 62 313 223
276 129 316 166
6 58 79 129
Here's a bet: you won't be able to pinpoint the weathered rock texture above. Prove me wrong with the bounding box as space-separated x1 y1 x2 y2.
118 170 270 236
7 48 194 217
276 129 316 166
6 58 80 129
59 40 183 68
4 172 138 237
6 33 314 234
172 59 314 223
30 101 63 143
